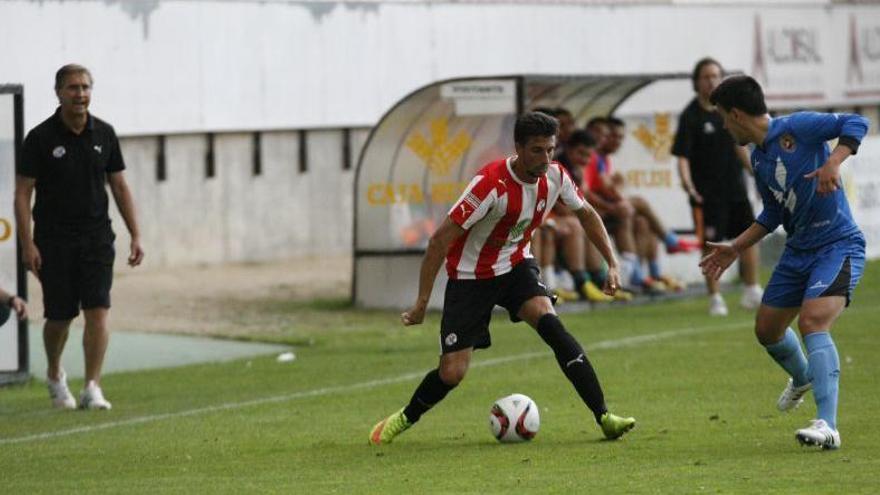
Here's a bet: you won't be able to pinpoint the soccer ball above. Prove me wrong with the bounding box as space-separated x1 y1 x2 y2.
489 393 540 443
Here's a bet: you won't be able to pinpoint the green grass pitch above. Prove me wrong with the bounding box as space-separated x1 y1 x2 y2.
2 263 879 493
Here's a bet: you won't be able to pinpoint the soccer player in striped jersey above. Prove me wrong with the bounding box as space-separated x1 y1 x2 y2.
700 76 869 450
369 112 636 445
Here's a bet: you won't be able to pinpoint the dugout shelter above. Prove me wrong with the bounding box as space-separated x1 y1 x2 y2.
352 73 694 309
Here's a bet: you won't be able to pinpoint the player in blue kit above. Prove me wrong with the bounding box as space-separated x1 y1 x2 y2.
699 75 869 450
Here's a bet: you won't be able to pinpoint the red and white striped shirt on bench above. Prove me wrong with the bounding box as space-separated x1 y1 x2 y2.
446 156 585 280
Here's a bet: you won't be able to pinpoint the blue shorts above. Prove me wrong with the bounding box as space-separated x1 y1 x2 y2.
763 233 866 309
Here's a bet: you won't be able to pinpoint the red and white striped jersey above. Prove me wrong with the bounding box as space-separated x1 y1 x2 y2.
446 156 586 280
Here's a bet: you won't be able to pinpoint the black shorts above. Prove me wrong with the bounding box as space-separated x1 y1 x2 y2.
36 229 116 320
439 259 550 354
691 200 755 244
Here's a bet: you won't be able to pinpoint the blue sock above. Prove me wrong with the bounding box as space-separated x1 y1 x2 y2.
804 332 840 430
764 328 809 387
663 231 678 250
648 260 661 279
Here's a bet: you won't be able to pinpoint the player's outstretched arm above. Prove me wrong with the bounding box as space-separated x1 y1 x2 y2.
401 217 465 326
793 112 868 195
700 223 769 280
574 203 621 294
803 143 856 196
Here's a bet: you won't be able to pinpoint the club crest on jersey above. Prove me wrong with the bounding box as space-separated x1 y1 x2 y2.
780 134 797 153
703 121 715 134
52 146 66 158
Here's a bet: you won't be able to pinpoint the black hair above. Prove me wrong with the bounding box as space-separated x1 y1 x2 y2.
566 129 596 149
691 57 723 91
709 75 768 116
585 116 608 130
606 116 625 128
515 111 560 145
532 106 558 117
554 107 573 118
55 64 92 91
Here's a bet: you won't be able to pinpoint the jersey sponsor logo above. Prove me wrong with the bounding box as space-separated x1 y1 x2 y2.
485 218 532 249
780 133 797 152
507 219 531 244
52 146 66 158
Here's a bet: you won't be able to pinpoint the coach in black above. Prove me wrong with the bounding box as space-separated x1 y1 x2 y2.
672 58 763 317
14 64 144 410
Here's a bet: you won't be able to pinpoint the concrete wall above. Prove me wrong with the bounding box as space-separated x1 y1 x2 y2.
3 1 879 134
109 129 366 268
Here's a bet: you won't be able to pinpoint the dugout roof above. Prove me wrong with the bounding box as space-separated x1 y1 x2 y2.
352 73 689 308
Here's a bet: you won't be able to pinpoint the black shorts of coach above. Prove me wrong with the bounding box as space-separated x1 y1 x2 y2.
691 200 755 244
36 229 116 320
440 259 551 354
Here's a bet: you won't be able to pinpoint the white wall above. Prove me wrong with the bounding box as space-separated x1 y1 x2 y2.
3 1 879 134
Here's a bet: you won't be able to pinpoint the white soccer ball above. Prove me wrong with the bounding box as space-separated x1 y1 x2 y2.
489 393 540 443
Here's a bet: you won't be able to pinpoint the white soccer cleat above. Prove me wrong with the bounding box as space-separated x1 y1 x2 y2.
796 419 840 450
47 369 76 410
777 378 812 412
709 293 728 316
79 381 112 410
740 285 764 310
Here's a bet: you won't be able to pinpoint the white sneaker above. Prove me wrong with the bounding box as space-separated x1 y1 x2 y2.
777 378 812 412
47 369 76 410
796 419 840 450
709 293 728 316
740 285 764 310
79 381 112 410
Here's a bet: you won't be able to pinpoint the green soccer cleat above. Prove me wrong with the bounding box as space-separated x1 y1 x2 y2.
369 408 412 445
600 412 636 440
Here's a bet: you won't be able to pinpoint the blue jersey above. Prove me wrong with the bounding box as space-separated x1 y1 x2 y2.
752 111 869 250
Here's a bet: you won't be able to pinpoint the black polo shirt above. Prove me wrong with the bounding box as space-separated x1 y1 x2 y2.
671 98 747 203
19 108 125 238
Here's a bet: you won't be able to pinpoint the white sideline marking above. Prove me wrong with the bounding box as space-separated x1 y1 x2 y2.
0 321 746 445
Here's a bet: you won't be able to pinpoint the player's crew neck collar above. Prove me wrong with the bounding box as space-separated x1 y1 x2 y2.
506 156 538 188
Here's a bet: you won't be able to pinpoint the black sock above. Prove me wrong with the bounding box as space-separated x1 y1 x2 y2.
571 270 589 289
403 369 457 423
536 313 607 423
